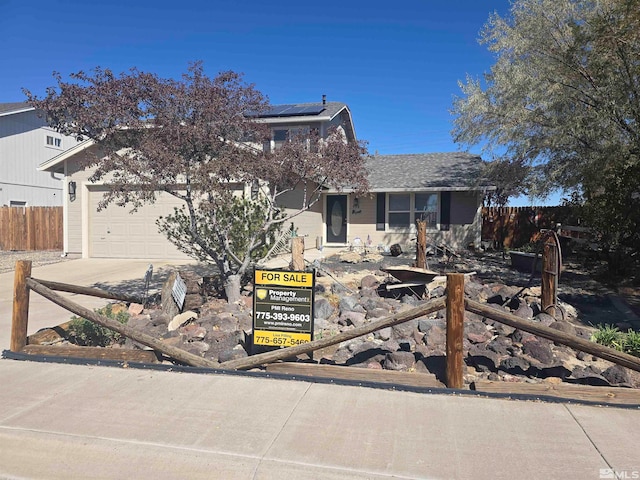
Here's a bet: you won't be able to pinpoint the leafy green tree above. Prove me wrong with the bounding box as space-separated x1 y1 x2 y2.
26 63 369 301
452 0 640 271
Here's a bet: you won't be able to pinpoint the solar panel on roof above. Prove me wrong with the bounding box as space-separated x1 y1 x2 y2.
246 104 326 118
297 105 326 115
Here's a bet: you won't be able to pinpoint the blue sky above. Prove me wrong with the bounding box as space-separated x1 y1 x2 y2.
1 0 561 206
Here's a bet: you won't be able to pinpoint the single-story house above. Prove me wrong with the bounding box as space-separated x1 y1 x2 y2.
38 100 493 259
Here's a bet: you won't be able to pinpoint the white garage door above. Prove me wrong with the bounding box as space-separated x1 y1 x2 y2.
89 187 191 259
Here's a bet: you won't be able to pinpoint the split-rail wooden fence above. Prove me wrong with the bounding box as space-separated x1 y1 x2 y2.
8 257 640 406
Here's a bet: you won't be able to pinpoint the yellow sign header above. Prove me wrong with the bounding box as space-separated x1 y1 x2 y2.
255 269 313 288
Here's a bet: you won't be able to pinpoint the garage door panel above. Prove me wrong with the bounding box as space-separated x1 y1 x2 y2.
89 189 190 259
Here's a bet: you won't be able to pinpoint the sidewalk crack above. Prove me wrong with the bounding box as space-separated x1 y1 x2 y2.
564 404 613 470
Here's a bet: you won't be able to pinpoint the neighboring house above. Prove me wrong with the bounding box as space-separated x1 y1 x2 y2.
0 102 80 206
38 99 493 259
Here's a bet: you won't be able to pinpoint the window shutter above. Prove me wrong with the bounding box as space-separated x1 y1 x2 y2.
376 193 385 230
440 191 451 231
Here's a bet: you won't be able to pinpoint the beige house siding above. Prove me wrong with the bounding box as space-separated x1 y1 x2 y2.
65 149 97 255
344 194 376 245
276 187 323 244
331 191 482 252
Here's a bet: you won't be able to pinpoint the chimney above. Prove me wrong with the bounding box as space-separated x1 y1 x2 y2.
322 94 326 106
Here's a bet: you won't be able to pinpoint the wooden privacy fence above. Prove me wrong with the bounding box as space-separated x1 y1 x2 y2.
9 260 640 405
0 206 63 251
482 206 578 249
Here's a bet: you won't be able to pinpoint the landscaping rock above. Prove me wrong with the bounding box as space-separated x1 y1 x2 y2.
602 365 632 386
360 275 380 290
500 356 530 375
570 365 610 386
533 313 556 327
383 351 416 371
391 318 420 340
549 320 577 337
167 310 198 332
314 297 336 321
522 339 554 365
467 344 502 371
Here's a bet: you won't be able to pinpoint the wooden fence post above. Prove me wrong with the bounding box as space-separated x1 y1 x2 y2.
541 234 559 317
415 219 427 269
446 273 464 389
10 260 32 352
291 236 305 271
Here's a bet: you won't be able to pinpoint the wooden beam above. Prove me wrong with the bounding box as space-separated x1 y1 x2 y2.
21 345 159 363
27 320 74 345
291 236 305 271
474 380 640 406
221 297 446 370
266 362 444 388
465 298 640 373
26 278 220 369
446 273 465 389
32 278 142 303
10 260 32 352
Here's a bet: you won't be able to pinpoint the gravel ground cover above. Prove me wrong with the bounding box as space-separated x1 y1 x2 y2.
0 250 75 274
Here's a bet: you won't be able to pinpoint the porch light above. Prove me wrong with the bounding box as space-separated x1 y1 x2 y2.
68 181 77 200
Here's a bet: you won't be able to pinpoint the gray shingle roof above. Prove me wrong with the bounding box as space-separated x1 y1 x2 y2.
366 152 492 191
255 101 347 120
0 102 33 116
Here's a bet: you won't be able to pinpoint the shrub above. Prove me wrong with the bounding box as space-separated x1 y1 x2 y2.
591 324 640 358
624 330 640 357
68 304 129 347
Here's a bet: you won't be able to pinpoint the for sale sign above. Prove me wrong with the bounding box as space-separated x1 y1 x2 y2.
253 269 314 347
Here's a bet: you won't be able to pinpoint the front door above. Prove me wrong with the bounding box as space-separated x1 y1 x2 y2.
326 195 347 243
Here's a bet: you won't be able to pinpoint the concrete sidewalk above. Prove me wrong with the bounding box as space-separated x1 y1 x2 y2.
0 359 639 479
1 256 639 479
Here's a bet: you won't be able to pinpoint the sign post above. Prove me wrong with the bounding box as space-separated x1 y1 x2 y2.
253 269 315 349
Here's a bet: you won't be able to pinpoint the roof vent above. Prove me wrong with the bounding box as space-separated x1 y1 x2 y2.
322 94 326 106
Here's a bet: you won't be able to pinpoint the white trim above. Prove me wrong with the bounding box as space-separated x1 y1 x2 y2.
63 162 69 254
81 182 90 258
0 106 35 117
38 139 95 171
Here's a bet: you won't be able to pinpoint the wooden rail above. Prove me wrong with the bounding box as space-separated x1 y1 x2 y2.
465 298 640 373
33 278 143 304
220 297 446 370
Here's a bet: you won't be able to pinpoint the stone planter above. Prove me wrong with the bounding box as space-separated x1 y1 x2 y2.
509 251 542 273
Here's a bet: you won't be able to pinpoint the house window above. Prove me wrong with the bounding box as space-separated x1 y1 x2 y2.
45 135 62 149
269 127 311 151
273 129 288 150
388 194 411 228
415 193 438 228
385 193 439 230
